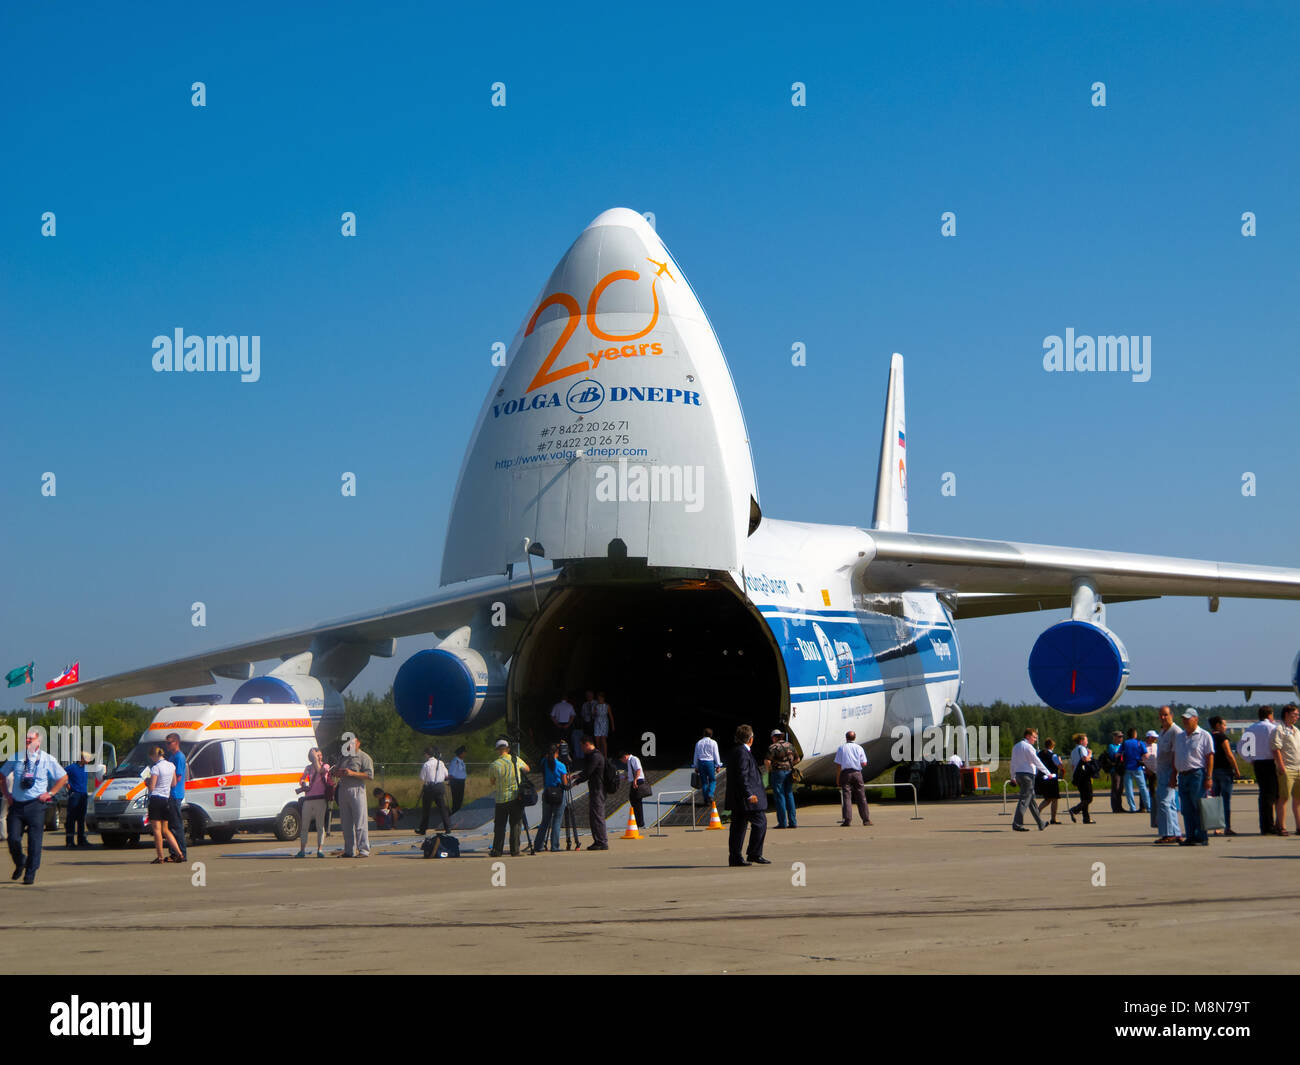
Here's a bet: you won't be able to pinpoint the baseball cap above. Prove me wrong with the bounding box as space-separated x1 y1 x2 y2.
1144 730 1158 739
1181 708 1199 719
495 738 509 748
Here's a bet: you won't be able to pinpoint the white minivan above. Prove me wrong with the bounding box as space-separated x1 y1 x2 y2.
90 700 321 847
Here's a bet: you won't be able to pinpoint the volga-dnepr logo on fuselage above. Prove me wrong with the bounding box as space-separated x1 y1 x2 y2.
490 264 708 418
492 382 703 418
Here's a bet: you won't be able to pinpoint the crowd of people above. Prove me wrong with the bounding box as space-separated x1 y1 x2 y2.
5 701 1297 879
1007 704 1300 846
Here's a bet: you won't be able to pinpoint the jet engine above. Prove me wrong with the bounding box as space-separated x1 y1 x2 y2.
1028 619 1130 714
393 627 505 735
227 651 346 744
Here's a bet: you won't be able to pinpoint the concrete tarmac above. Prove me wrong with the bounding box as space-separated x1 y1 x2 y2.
7 797 1299 974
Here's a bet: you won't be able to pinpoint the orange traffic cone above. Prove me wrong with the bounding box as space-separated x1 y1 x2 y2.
706 801 724 830
622 806 643 839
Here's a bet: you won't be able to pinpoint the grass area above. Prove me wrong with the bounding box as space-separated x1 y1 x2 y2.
369 768 493 813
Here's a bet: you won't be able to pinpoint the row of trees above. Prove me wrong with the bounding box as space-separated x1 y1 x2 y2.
0 700 156 759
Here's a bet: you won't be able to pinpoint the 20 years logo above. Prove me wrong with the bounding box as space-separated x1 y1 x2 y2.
525 262 675 393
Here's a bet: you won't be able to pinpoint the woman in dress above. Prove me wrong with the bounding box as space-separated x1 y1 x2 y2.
1036 737 1063 824
592 691 614 756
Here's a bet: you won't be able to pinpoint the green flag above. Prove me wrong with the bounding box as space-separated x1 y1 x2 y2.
5 662 34 688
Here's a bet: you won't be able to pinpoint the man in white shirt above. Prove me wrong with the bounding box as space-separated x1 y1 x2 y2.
1 729 68 884
1244 706 1279 835
620 751 647 833
833 731 872 827
1271 704 1300 837
448 746 468 813
693 727 723 811
1173 708 1214 846
550 695 576 740
1154 706 1183 843
1010 728 1053 832
416 746 452 835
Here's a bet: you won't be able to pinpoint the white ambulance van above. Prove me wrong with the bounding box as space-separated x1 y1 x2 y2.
90 698 321 847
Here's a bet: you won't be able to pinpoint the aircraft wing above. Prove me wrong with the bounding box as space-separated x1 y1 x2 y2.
863 530 1300 606
1126 683 1294 700
24 570 559 705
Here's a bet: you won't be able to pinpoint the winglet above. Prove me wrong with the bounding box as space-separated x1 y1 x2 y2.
871 353 908 532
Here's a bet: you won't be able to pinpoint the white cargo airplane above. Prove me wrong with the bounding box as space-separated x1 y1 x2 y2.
33 208 1300 780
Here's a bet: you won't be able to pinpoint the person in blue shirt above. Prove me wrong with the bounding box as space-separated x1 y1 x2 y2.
1121 727 1151 813
64 751 91 848
0 729 68 884
164 733 188 862
536 743 568 852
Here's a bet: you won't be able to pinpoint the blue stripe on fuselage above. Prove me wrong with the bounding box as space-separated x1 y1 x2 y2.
757 604 959 698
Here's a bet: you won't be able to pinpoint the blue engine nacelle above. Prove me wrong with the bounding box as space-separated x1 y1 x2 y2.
1293 649 1300 699
1028 620 1130 714
394 644 505 735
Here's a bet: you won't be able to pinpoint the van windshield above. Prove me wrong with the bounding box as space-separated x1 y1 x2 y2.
109 741 197 779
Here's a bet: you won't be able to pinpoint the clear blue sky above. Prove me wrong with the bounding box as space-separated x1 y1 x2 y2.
2 1 1297 710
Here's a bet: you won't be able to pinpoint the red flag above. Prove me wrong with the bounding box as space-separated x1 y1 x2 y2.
45 662 80 709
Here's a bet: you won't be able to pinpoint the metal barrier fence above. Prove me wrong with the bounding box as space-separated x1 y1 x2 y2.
1000 776 1077 818
647 780 923 828
650 789 697 835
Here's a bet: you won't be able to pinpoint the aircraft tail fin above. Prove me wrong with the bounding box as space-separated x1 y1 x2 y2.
871 353 909 532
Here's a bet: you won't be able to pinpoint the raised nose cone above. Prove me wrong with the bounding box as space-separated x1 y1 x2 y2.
440 209 758 584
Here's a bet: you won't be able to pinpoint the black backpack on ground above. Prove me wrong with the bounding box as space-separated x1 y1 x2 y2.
422 833 460 858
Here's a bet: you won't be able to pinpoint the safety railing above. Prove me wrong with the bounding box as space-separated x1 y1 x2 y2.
650 789 697 835
866 781 922 820
1000 776 1075 819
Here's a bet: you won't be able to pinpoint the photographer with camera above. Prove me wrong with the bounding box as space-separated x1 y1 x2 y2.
296 747 331 858
1 729 68 885
536 742 569 852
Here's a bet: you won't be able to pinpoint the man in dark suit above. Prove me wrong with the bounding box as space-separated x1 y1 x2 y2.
724 724 769 866
568 736 609 850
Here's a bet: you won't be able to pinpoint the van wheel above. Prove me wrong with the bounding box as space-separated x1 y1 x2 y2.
124 834 140 848
101 833 126 849
207 826 236 844
186 811 206 846
274 805 300 842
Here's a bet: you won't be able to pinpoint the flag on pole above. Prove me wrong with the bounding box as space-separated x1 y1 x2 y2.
5 662 34 688
45 662 79 709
